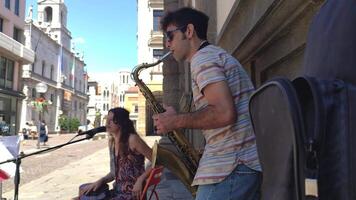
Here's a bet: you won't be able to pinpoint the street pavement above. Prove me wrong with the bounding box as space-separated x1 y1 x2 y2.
1 134 193 200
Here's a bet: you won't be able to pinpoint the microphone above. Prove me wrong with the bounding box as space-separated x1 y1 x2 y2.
78 126 106 137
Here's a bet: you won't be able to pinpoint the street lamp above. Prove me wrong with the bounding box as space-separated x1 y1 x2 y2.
35 82 48 94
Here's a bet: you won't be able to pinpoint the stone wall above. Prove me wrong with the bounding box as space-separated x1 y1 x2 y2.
215 0 324 86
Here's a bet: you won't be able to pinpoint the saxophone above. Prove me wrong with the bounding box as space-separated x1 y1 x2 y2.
131 52 199 196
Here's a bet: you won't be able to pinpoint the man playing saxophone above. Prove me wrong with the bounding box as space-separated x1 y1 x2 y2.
153 7 262 200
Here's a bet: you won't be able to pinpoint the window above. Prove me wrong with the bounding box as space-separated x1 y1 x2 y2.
31 88 36 98
0 18 3 32
32 56 36 72
13 27 21 42
5 60 14 89
132 120 137 129
44 7 53 22
15 0 20 16
41 61 45 76
5 0 10 10
153 49 164 59
50 65 54 80
0 57 14 89
153 10 164 31
0 58 6 88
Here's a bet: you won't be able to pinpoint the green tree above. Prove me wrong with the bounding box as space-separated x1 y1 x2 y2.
58 115 69 131
69 118 80 132
94 110 101 127
58 116 81 132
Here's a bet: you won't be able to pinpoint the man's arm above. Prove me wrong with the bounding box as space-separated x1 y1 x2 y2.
153 81 237 133
179 81 236 129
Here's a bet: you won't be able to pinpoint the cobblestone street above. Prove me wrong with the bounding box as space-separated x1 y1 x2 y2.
1 133 108 198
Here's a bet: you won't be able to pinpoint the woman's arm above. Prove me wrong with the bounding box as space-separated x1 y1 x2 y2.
81 172 114 195
129 134 153 199
99 171 115 183
129 134 152 161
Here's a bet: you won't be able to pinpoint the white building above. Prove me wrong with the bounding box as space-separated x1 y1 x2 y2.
87 71 134 126
88 72 135 127
21 0 88 132
136 0 164 135
0 0 35 135
118 71 133 107
137 0 164 82
86 79 98 126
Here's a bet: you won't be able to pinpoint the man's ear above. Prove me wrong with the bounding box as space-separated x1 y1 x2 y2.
186 24 195 39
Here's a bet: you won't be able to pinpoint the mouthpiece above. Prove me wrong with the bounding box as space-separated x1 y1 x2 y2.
160 51 172 61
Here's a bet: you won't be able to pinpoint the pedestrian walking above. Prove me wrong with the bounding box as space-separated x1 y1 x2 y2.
37 120 48 148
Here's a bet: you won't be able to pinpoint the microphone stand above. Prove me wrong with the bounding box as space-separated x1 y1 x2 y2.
0 134 94 200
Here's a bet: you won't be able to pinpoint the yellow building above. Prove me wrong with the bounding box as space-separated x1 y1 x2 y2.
124 81 162 137
138 80 162 137
124 86 139 131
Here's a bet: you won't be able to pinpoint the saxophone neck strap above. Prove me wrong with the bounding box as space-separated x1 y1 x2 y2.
198 40 210 51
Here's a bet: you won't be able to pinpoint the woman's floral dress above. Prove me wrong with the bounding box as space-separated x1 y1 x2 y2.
111 149 145 200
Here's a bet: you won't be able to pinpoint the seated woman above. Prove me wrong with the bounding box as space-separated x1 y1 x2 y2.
79 107 153 200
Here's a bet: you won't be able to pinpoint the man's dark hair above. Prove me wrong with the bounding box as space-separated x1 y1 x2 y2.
160 7 209 40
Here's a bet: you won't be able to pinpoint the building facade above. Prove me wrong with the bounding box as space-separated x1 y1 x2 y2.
124 86 139 129
21 0 88 133
87 71 134 127
118 71 133 107
86 80 98 127
136 0 165 136
0 0 35 135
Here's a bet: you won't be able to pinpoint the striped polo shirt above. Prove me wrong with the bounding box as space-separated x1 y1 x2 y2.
190 45 261 186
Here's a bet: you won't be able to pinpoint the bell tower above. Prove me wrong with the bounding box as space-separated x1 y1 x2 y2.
36 0 71 49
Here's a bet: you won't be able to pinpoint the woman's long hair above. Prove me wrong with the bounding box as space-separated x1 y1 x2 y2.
108 107 137 156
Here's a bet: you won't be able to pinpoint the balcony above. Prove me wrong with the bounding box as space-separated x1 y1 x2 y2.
148 30 163 47
0 32 34 64
148 0 163 9
22 70 58 88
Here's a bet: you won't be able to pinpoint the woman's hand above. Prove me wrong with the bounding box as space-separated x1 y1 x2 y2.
80 178 104 196
132 176 145 200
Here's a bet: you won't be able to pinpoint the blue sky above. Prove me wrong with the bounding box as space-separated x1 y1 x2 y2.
25 0 138 74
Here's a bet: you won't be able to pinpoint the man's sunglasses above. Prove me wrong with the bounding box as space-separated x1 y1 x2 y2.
164 25 187 42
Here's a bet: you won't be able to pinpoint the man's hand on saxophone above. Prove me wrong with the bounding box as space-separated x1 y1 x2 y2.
152 104 178 134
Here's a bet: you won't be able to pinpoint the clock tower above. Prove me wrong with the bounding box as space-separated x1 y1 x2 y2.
36 0 71 49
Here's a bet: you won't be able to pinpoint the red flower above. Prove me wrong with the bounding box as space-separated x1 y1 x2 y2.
36 97 45 102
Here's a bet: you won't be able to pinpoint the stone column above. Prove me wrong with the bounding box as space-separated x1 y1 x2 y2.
20 84 29 130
